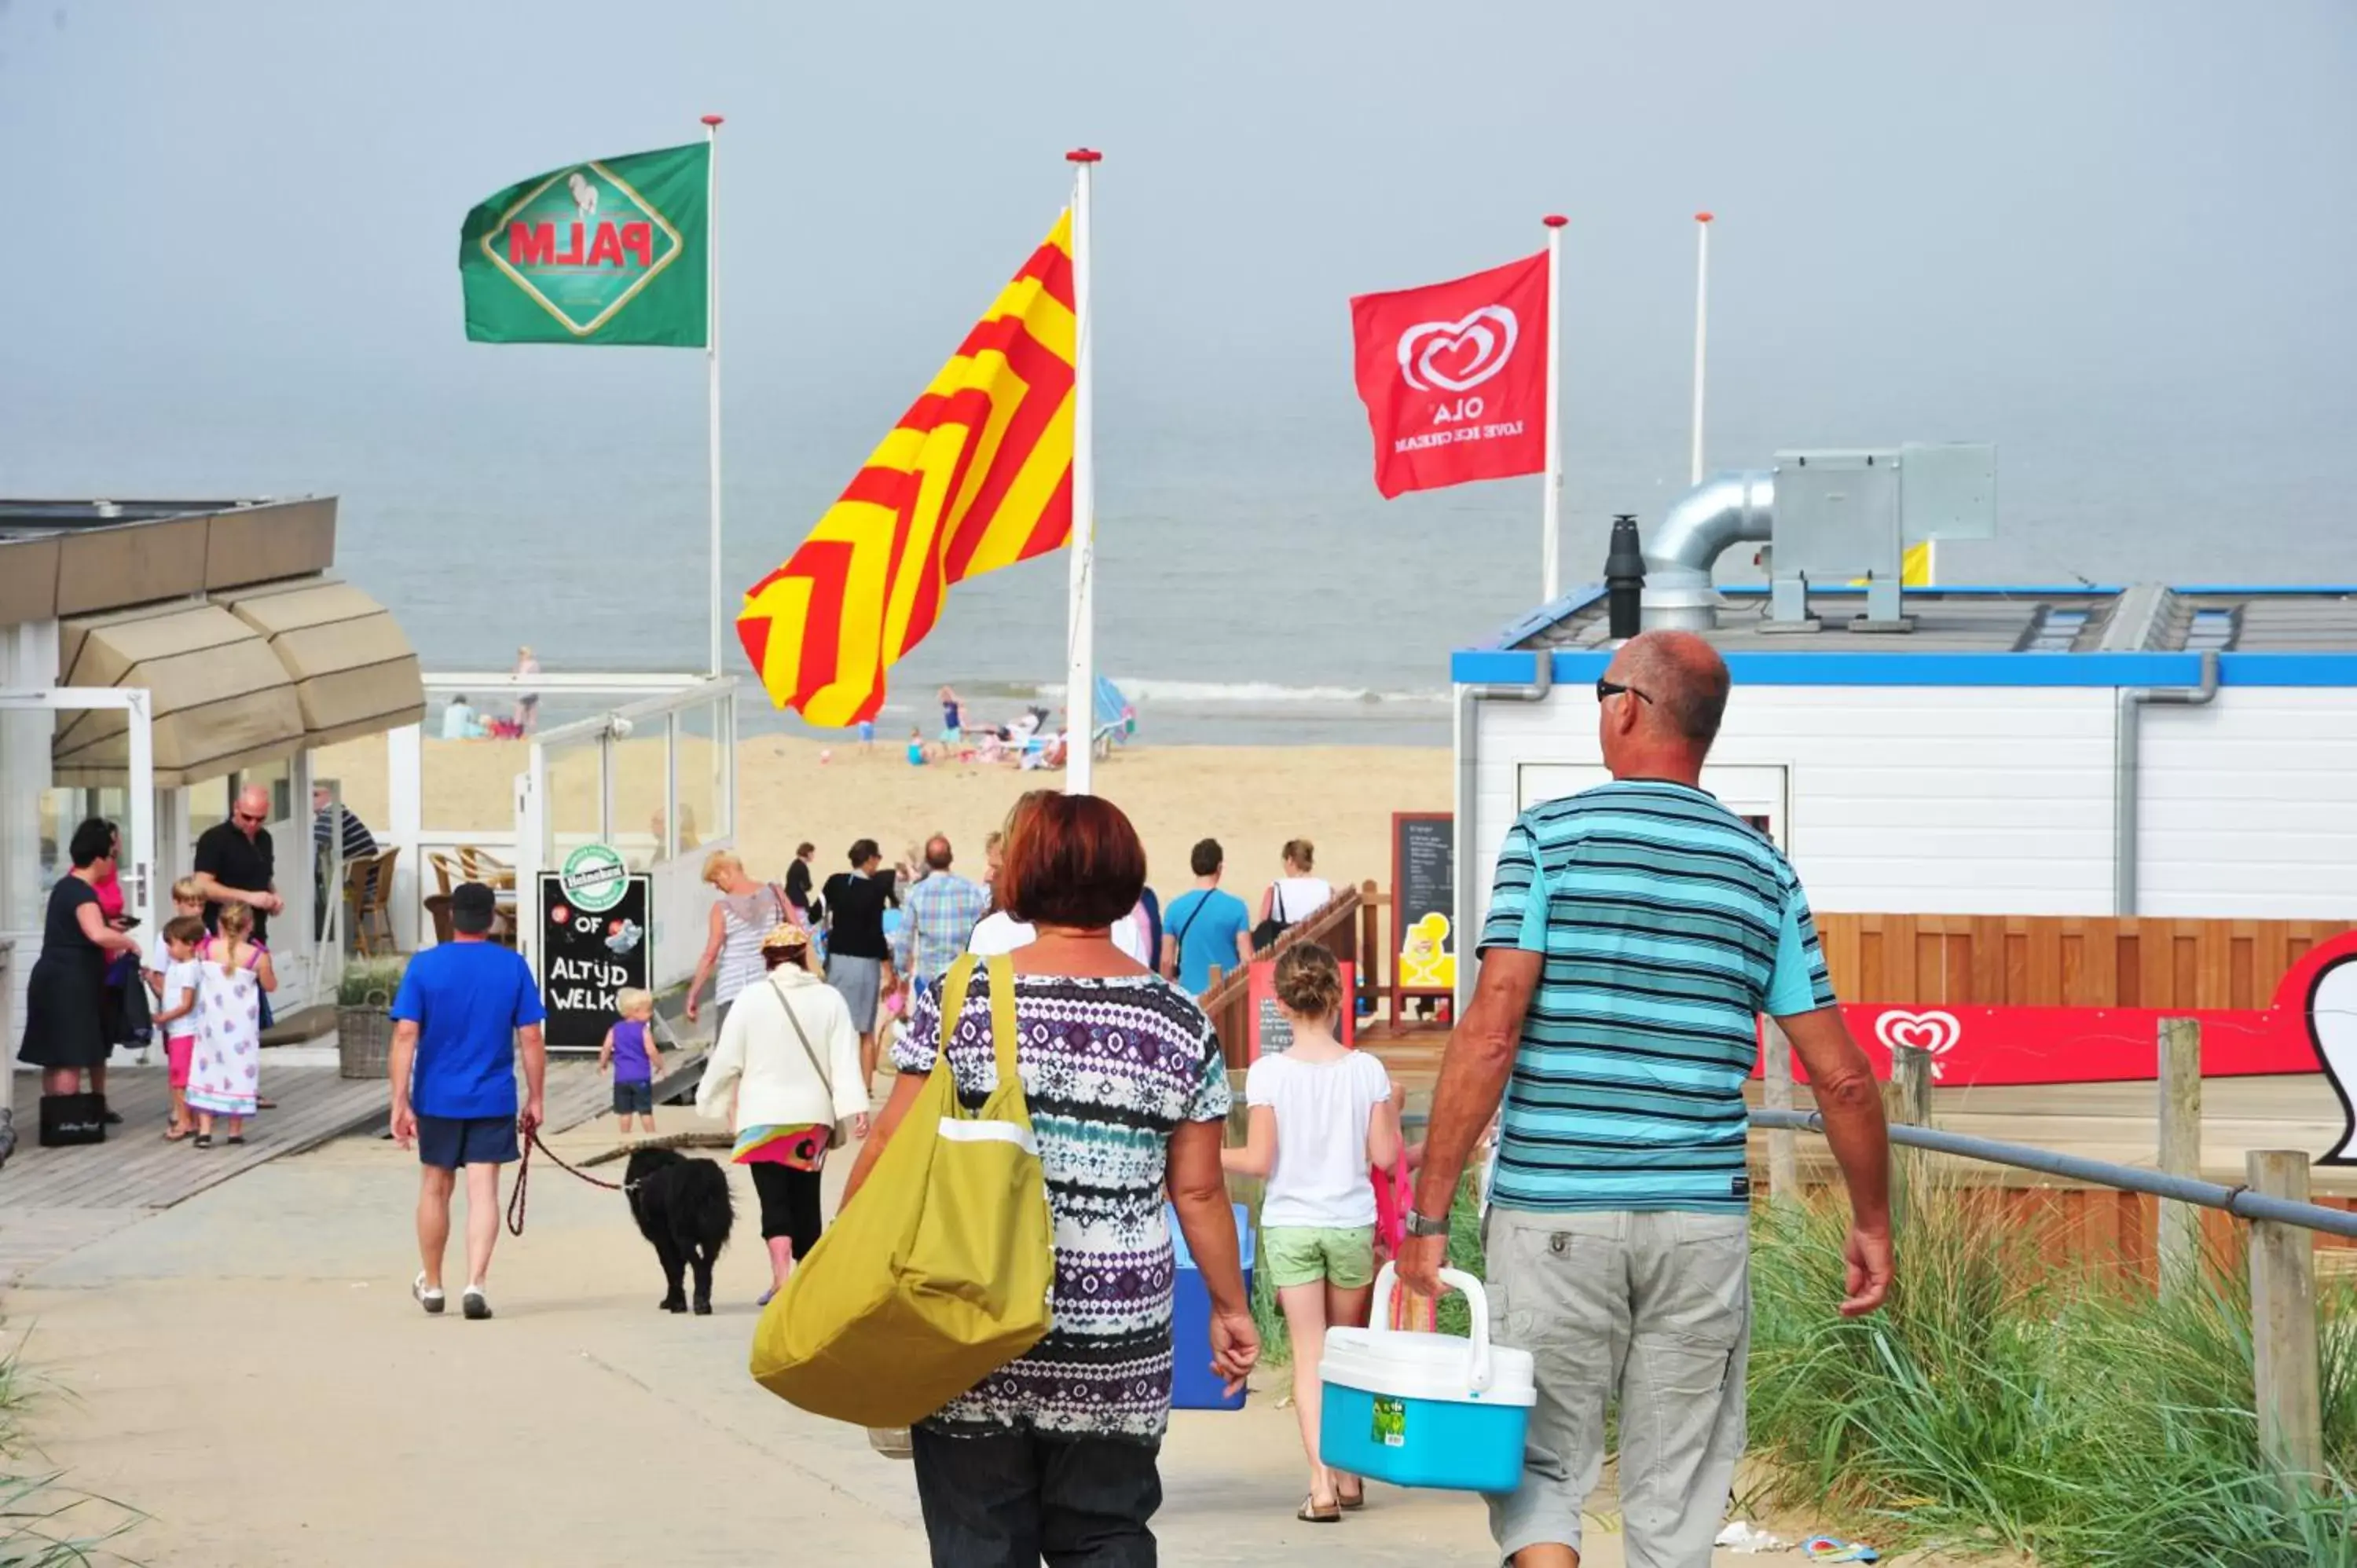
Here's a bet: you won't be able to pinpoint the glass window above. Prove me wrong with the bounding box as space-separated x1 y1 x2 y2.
611 720 669 871
674 694 730 850
188 775 229 827
546 737 604 861
420 736 528 833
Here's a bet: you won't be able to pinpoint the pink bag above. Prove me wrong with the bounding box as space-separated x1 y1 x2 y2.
1370 1159 1438 1332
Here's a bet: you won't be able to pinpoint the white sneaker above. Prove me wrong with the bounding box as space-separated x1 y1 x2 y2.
462 1286 492 1321
412 1273 445 1315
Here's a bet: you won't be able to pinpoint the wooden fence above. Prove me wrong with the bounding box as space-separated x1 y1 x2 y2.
1818 913 2350 1010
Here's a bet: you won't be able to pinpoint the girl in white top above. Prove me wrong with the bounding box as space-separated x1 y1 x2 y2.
1222 943 1401 1523
1259 837 1334 932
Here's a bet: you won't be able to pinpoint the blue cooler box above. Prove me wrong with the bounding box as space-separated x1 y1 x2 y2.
1168 1201 1253 1411
1320 1265 1535 1492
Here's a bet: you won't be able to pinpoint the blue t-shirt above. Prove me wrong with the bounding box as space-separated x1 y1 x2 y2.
1164 888 1251 995
391 940 548 1119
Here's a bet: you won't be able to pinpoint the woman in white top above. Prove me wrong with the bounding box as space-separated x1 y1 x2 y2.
1222 943 1401 1523
1258 838 1335 935
685 851 788 1034
696 923 871 1305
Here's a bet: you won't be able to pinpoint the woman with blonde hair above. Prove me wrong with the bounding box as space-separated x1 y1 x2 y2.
685 850 786 1034
1255 837 1335 946
696 923 868 1305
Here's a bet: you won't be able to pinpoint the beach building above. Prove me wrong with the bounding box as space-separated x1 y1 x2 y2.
0 497 423 1049
1450 463 2357 1007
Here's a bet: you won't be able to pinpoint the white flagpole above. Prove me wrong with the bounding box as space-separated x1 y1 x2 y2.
1064 148 1100 796
1688 210 1712 487
1541 213 1567 602
702 113 726 677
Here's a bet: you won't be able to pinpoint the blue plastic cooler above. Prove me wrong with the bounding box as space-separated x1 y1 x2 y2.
1167 1201 1253 1411
1321 1265 1535 1491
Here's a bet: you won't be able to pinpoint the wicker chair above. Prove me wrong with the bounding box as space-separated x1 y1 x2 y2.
344 847 400 957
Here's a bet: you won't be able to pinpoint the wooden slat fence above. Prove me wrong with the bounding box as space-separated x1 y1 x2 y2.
1818 914 2350 1009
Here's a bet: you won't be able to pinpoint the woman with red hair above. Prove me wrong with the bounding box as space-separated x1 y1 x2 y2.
845 789 1259 1564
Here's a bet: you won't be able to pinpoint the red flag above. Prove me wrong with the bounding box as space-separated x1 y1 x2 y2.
1350 251 1549 500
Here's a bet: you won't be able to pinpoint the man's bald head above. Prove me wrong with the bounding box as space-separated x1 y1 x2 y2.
235 784 271 819
1609 631 1732 751
924 834 954 872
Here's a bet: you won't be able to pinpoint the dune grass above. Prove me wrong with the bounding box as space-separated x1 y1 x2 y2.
1746 1185 2357 1566
0 1332 128 1568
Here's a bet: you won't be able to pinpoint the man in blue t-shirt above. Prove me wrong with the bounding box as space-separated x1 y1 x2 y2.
1160 838 1253 996
389 881 546 1321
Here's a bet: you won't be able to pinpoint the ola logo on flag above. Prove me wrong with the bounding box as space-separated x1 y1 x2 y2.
480 162 687 336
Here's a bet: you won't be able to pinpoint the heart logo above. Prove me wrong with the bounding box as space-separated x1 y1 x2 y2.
1396 306 1520 394
1874 1009 1962 1058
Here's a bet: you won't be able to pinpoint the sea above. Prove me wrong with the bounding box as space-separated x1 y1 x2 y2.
8 379 2349 748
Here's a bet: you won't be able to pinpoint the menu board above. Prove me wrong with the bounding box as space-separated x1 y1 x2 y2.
1391 812 1455 997
537 872 652 1050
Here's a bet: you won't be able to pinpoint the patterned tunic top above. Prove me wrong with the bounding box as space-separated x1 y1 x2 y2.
893 968 1230 1443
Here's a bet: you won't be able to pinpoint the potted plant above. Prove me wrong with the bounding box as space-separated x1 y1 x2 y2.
337 957 407 1080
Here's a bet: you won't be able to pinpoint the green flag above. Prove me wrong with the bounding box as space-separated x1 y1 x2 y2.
460 141 709 346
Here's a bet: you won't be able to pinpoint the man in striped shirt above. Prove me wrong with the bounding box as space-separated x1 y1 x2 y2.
1400 630 1891 1568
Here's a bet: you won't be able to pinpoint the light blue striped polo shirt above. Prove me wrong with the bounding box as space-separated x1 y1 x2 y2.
1479 779 1834 1214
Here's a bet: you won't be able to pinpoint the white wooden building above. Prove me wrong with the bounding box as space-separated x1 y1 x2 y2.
0 498 423 1053
1452 577 2357 1004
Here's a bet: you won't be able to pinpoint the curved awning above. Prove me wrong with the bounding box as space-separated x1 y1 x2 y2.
53 577 423 787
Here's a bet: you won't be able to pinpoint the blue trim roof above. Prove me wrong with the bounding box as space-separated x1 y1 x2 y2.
1454 583 2357 688
1450 648 2357 687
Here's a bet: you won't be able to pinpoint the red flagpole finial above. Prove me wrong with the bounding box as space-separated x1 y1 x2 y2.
1695 210 1714 223
1066 148 1103 163
702 114 725 126
1542 214 1569 229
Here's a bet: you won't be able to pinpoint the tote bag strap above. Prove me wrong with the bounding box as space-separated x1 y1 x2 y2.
933 954 1026 1122
769 973 833 1101
935 955 979 1088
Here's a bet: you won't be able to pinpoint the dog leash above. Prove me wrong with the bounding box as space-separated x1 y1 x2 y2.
505 1127 634 1237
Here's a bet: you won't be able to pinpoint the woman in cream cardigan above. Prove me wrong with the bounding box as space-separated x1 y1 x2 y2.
696 924 870 1304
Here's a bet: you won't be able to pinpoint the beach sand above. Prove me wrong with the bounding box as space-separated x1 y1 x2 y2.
317 731 1452 906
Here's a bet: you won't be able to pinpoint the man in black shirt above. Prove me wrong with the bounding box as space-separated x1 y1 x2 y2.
192 785 283 943
821 838 899 1089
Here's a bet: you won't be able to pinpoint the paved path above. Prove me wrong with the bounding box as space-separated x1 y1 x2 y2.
0 1060 621 1284
0 1109 1901 1566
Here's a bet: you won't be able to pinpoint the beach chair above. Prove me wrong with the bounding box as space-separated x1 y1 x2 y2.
1091 676 1135 760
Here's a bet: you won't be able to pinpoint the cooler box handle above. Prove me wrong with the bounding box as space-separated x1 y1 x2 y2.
1367 1262 1495 1394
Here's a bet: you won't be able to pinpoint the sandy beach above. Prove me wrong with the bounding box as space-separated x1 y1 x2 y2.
318 731 1453 909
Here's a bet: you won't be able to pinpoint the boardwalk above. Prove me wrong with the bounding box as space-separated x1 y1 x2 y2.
0 1056 634 1284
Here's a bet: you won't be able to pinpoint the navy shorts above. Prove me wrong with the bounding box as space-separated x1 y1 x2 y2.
416 1113 519 1170
612 1080 654 1116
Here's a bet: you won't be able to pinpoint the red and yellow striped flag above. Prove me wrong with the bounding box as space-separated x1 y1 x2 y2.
737 213 1076 726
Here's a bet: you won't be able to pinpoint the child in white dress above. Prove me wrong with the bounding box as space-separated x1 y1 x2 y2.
187 903 275 1149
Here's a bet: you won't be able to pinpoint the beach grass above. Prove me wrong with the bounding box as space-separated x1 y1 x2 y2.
1744 1184 2357 1565
0 1331 130 1567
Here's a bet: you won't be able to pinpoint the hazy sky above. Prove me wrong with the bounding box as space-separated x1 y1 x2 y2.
2 0 2352 670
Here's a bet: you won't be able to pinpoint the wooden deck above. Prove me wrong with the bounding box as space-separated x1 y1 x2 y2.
0 1056 647 1285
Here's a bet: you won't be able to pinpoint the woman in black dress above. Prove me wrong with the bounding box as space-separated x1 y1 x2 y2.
21 819 144 1101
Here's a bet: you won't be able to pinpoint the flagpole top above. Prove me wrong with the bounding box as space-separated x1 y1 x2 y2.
1065 148 1103 163
1542 214 1569 229
702 114 726 126
1695 210 1714 223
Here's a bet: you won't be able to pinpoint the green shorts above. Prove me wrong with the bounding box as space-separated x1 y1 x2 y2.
1261 1224 1377 1291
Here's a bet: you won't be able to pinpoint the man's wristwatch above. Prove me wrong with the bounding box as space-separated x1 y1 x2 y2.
1403 1209 1450 1239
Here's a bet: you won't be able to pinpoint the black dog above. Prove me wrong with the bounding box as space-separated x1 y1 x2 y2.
625 1147 735 1315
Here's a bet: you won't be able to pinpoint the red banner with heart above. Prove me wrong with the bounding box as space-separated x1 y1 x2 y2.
1761 930 2357 1101
1350 251 1549 500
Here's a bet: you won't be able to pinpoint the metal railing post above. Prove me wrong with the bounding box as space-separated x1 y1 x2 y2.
2247 1149 2324 1487
1763 1018 1799 1208
2157 1017 2203 1292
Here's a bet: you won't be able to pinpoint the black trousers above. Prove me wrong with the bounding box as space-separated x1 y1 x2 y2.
746 1162 823 1258
911 1426 1161 1568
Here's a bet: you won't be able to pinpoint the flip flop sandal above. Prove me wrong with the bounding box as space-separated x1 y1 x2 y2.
163 1128 189 1142
1296 1494 1341 1525
1336 1484 1365 1511
256 1098 277 1110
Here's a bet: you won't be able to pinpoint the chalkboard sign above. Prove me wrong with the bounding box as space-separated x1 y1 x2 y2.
1391 812 1454 1000
537 871 652 1050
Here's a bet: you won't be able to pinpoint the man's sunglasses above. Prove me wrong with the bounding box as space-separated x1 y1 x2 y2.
1595 678 1654 705
233 810 267 825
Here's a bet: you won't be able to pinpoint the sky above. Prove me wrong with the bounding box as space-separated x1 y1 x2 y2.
0 0 2352 675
